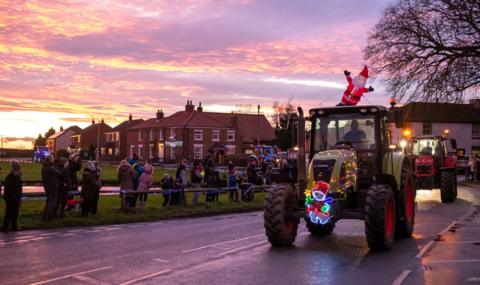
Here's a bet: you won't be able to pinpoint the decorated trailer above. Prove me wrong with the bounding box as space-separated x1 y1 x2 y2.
264 104 416 251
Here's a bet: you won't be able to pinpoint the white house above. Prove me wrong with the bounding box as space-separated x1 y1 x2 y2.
46 126 82 155
391 99 480 156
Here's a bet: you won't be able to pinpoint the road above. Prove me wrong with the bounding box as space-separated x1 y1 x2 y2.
1 182 479 285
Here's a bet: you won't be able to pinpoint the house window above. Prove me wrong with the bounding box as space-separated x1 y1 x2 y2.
115 148 119 156
149 129 154 140
108 148 113 155
227 130 235 142
159 129 164 141
138 130 143 141
138 144 143 158
422 122 432 135
194 144 203 160
212 130 220 141
115 132 119 141
149 143 154 158
100 148 105 155
194 129 203 141
225 145 236 155
170 128 176 139
473 123 480 138
130 145 134 157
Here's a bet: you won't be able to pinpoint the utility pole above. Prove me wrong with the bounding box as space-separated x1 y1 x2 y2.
96 119 100 161
257 104 260 146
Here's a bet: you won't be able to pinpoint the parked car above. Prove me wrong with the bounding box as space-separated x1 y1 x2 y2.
34 146 51 162
456 156 469 174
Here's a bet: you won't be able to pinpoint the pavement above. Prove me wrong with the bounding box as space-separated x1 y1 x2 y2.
0 182 479 285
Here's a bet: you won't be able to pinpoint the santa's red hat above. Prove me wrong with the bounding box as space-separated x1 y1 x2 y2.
359 66 368 78
315 180 330 195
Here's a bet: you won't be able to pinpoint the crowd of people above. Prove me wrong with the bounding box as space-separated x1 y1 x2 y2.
0 151 297 232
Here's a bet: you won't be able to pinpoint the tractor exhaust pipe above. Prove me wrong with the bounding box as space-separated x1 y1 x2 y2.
297 107 306 202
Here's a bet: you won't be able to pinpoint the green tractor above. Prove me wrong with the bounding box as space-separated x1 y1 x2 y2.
264 105 415 250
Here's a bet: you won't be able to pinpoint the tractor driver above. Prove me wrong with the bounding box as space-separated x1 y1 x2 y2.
343 120 367 143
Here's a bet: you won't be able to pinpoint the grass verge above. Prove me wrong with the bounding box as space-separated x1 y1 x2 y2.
0 192 265 231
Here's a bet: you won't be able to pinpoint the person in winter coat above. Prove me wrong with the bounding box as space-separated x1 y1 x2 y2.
118 160 135 208
136 164 154 208
91 161 102 215
160 174 174 207
190 162 203 204
41 155 60 221
176 159 188 204
1 161 22 232
68 153 82 191
81 161 101 217
247 158 261 185
55 157 71 218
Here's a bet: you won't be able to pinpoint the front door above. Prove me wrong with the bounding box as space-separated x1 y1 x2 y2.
158 142 165 162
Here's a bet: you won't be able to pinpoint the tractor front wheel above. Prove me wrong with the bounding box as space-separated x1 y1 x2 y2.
440 171 456 203
264 185 299 246
365 184 396 251
306 219 335 236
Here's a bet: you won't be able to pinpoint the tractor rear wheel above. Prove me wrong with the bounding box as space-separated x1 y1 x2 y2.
305 219 335 236
365 184 396 251
264 185 299 246
396 163 416 238
440 171 456 203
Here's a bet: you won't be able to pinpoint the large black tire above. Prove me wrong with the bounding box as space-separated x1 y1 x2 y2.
305 219 335 236
264 185 299 246
440 171 456 203
396 163 416 238
365 184 396 251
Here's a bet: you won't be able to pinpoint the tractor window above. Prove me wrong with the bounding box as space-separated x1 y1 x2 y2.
313 114 376 152
411 139 442 156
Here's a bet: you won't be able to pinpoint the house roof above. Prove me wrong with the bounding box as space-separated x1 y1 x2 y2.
112 119 144 131
398 102 480 123
127 110 275 142
81 122 113 133
47 125 82 140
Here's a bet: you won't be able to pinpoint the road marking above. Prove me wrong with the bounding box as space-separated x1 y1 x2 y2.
415 241 435 258
118 269 172 285
84 229 102 233
103 227 122 231
30 266 113 285
215 241 268 258
39 232 61 236
437 221 457 236
392 270 411 285
60 233 75 237
152 258 170 263
465 277 480 282
439 240 480 244
427 259 480 265
67 229 85 233
181 233 264 253
72 275 102 284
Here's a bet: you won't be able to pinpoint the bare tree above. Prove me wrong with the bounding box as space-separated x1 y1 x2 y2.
365 0 480 103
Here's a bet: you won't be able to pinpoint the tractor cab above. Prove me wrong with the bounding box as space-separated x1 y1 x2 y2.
309 105 390 188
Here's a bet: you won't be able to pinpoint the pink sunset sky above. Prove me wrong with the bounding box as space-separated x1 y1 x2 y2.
0 0 392 149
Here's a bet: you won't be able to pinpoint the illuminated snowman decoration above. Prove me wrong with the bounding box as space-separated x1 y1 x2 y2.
305 180 333 225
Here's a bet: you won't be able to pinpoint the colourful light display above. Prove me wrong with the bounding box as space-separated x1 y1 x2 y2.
305 180 333 225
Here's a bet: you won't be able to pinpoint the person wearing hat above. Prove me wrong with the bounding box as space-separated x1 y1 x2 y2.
1 161 22 232
80 161 101 217
338 66 374 106
68 153 82 192
247 156 261 185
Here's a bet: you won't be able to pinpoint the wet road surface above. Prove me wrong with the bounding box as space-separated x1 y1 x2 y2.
0 183 479 285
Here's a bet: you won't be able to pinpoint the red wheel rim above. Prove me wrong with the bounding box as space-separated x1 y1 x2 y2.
385 196 394 238
405 177 414 223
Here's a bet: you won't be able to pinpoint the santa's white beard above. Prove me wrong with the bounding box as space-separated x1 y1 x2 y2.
352 76 366 88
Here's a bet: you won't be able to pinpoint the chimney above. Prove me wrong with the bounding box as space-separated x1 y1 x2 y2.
469 98 480 108
197 102 203 112
92 118 95 125
257 104 260 115
185 100 195 112
156 109 164 119
129 113 132 121
60 126 64 132
101 118 104 124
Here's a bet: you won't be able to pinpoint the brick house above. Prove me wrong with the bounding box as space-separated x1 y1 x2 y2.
126 101 275 163
102 114 144 161
46 125 82 155
392 99 480 156
70 119 113 157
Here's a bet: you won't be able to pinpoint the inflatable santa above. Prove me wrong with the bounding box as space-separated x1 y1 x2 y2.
339 66 374 106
